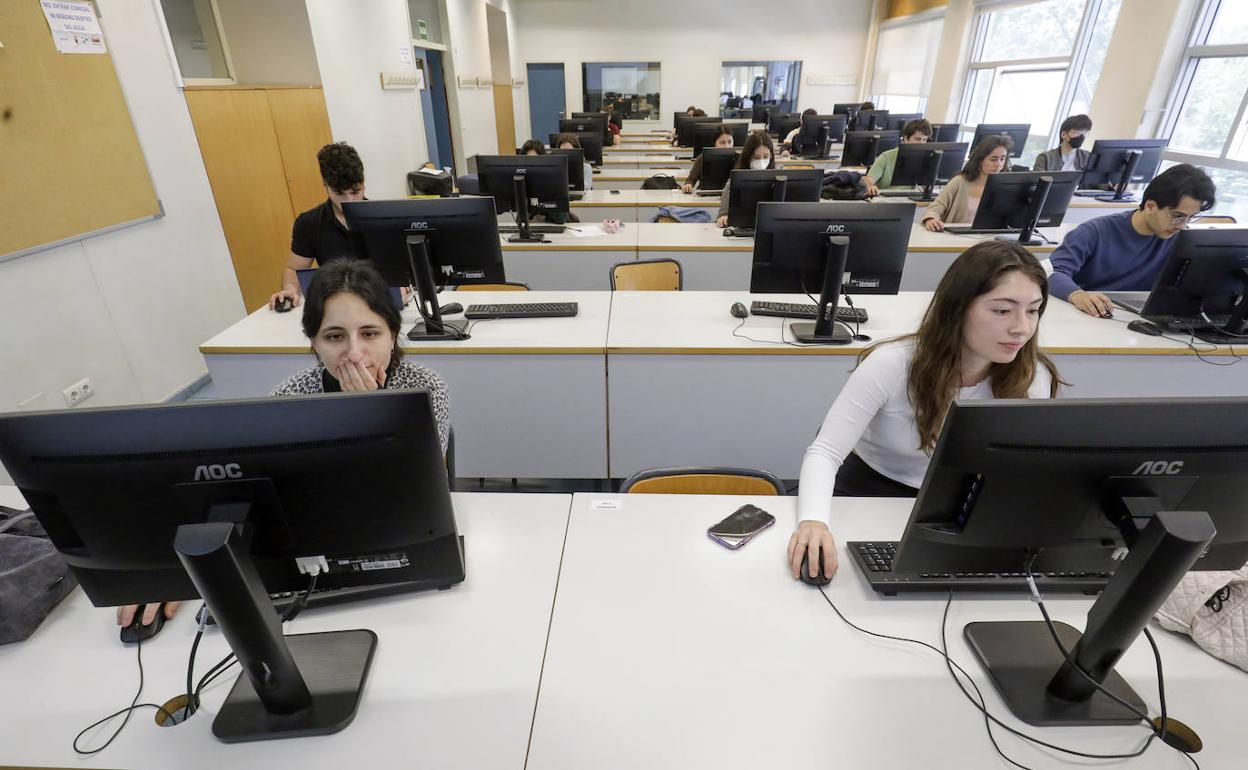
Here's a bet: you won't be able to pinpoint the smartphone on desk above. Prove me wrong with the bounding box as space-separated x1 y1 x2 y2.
708 504 775 550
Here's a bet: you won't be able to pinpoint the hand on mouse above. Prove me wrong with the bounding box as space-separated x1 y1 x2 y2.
1069 290 1114 318
788 520 838 581
117 601 182 628
923 217 945 232
268 288 301 311
716 215 728 228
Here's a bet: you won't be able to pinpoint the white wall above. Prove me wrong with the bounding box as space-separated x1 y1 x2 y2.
443 0 501 169
513 0 872 131
0 0 245 480
306 0 431 199
217 0 321 85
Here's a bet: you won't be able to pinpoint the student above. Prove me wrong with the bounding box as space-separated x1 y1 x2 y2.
669 108 707 145
848 101 875 131
553 133 594 194
788 241 1061 581
921 135 1012 231
116 259 452 630
862 118 932 196
714 131 776 227
268 142 366 310
600 105 622 146
783 108 818 149
520 139 547 155
1049 163 1216 317
681 125 737 193
1033 114 1092 172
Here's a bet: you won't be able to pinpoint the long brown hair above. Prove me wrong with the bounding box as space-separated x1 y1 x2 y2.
735 130 775 169
859 240 1062 452
960 134 1013 181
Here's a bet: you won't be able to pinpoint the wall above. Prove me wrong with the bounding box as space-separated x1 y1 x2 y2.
443 0 500 170
216 0 321 85
921 0 972 123
513 0 873 131
305 0 431 199
0 0 245 480
408 0 446 44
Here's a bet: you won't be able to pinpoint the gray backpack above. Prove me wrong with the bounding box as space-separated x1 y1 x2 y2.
0 506 77 644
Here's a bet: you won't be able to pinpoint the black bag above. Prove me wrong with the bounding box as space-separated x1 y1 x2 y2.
0 506 77 644
641 174 681 190
407 168 454 197
821 169 868 200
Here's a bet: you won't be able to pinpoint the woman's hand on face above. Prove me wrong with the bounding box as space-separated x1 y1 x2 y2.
787 520 838 580
337 359 381 392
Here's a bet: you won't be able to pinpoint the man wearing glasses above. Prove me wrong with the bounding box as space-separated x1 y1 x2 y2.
1049 164 1217 318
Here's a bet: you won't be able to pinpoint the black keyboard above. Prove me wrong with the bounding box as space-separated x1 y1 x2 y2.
847 541 1110 596
751 301 868 323
722 227 755 237
464 302 579 319
877 188 921 197
497 223 565 234
943 226 1018 235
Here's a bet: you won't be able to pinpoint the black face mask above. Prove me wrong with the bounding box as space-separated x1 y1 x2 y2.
1067 134 1086 149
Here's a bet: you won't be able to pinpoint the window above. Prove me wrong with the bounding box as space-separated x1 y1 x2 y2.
721 61 801 118
158 0 234 83
582 62 660 120
1161 0 1248 222
959 0 1123 165
871 14 944 115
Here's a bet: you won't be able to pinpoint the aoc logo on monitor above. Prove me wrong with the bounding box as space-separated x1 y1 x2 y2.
409 221 429 229
823 224 849 234
194 463 242 481
1132 460 1184 476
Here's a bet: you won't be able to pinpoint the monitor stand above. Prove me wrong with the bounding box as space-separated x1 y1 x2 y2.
909 149 943 203
999 175 1052 247
404 233 469 341
790 235 854 344
507 175 547 243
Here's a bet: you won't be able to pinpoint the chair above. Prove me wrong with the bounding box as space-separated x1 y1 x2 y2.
611 259 682 291
453 282 531 291
1199 215 1237 224
620 466 786 495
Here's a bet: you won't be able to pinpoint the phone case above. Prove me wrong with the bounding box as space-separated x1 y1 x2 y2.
707 515 775 550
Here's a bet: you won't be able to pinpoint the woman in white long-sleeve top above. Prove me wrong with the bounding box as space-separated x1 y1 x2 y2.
788 240 1064 582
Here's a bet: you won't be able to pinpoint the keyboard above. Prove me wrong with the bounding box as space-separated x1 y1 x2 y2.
877 188 921 197
943 226 1018 235
464 302 579 319
722 227 755 238
847 541 1110 596
750 301 868 324
497 223 565 234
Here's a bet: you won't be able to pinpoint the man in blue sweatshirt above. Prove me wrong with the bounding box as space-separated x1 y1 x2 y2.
1049 164 1217 317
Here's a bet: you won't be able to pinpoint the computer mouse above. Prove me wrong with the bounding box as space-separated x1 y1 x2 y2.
1100 309 1114 319
722 227 736 237
439 302 464 315
120 603 167 644
730 302 749 319
1128 319 1163 336
799 551 832 586
274 297 294 313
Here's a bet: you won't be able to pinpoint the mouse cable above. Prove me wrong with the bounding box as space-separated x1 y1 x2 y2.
72 635 176 755
816 585 1186 768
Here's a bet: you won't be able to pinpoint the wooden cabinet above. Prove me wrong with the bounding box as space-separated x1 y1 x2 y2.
185 86 332 312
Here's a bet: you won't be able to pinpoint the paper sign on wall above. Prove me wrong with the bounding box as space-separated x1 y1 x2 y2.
399 46 413 69
40 0 106 54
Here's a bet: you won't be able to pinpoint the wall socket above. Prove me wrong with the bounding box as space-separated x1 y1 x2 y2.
62 378 94 407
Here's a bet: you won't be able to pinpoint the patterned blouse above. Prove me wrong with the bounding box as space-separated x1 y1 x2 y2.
271 361 451 453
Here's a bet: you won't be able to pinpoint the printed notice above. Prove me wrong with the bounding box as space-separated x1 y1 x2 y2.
41 0 107 55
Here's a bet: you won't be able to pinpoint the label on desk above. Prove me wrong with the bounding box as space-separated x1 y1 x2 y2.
590 499 623 510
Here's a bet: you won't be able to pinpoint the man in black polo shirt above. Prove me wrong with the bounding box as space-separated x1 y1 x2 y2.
268 142 367 309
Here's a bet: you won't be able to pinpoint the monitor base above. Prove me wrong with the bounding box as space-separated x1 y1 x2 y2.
996 234 1045 247
407 319 469 341
964 620 1146 727
506 233 548 243
790 321 853 344
213 629 378 743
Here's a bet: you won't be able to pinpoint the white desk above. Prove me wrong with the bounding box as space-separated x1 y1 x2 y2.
499 222 638 289
0 491 572 770
200 292 611 477
527 493 1246 769
604 291 1247 478
592 167 669 190
890 192 1138 225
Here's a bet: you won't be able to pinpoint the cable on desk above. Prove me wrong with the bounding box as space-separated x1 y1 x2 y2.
73 636 176 755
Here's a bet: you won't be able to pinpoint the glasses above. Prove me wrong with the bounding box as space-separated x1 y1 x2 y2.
1166 211 1204 226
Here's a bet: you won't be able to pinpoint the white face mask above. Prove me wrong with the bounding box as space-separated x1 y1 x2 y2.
749 158 770 170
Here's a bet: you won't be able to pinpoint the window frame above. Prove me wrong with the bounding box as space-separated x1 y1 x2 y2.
153 0 237 87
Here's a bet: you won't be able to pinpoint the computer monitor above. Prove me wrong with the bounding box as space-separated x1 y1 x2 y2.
752 200 915 303
548 131 604 165
768 111 801 138
892 396 1248 727
1126 227 1248 344
794 115 848 159
961 170 1082 245
971 123 1030 158
563 115 608 147
296 268 403 310
724 168 824 230
832 102 860 117
674 115 720 147
343 197 504 341
881 113 923 132
890 141 970 201
692 123 749 157
0 390 464 742
476 154 571 245
1078 139 1169 201
928 123 960 142
840 130 901 168
551 147 586 192
698 148 739 191
855 109 889 131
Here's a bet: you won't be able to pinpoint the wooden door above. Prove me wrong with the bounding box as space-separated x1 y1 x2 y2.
266 88 333 213
493 84 517 154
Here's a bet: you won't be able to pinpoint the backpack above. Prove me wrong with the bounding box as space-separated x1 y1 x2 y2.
408 167 454 197
0 507 77 644
641 174 680 190
821 169 868 201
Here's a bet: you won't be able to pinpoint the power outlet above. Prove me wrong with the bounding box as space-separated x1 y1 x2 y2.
62 378 94 407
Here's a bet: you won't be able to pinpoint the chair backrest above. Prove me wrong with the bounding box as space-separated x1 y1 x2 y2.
454 282 531 291
1199 215 1238 224
611 259 682 291
620 466 786 495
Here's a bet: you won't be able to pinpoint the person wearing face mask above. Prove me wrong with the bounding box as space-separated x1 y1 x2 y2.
268 143 368 311
1049 164 1217 318
921 135 1012 231
789 241 1062 582
715 131 776 227
681 125 737 193
1034 114 1092 172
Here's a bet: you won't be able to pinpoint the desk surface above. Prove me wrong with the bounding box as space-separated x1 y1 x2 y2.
0 490 572 770
527 494 1242 769
499 222 638 251
605 290 1229 356
199 291 612 356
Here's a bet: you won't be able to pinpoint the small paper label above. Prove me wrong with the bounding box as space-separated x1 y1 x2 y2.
590 499 622 510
